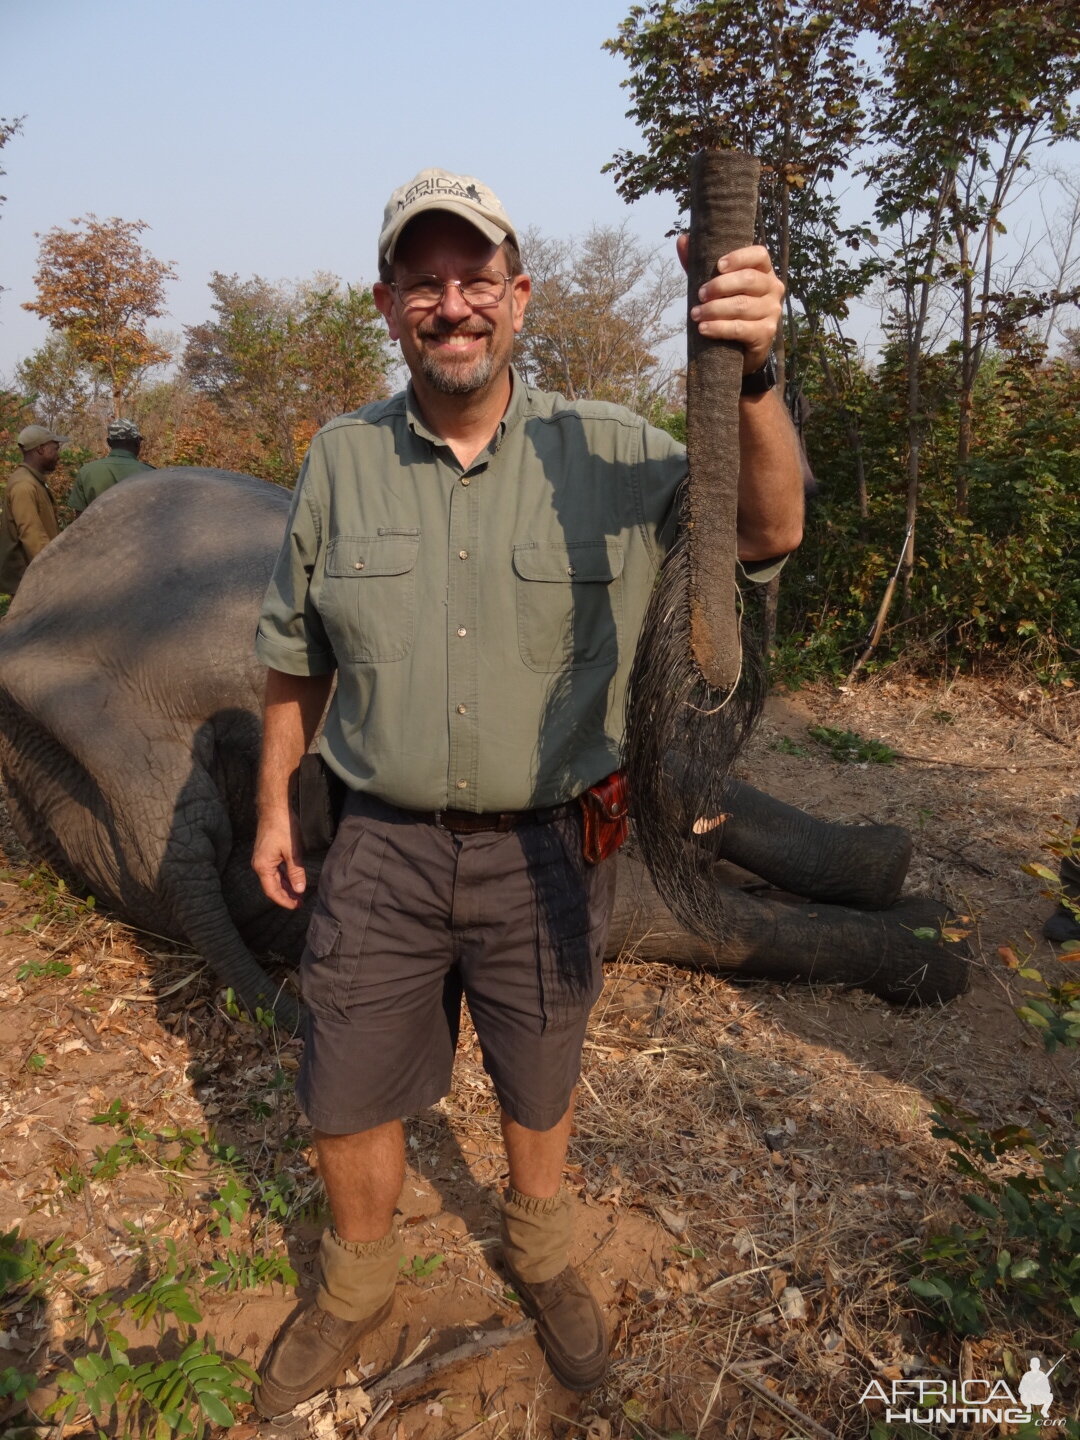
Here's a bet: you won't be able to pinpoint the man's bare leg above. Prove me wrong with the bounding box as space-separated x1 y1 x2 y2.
315 1120 406 1239
501 1102 573 1197
255 1121 405 1416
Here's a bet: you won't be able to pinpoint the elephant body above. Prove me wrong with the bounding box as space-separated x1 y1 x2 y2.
0 469 968 1021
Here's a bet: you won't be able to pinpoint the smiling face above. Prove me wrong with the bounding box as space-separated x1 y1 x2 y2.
373 211 530 399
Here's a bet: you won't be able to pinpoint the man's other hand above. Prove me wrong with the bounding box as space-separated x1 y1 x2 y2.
676 238 783 374
253 814 307 909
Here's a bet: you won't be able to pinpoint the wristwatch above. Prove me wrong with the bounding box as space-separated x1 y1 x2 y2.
741 351 777 397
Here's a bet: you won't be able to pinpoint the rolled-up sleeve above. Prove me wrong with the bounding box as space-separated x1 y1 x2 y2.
255 461 336 675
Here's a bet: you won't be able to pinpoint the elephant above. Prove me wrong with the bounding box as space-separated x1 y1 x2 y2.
0 468 969 1027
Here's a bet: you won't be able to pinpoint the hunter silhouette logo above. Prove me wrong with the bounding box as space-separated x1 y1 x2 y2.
859 1354 1065 1426
1018 1356 1058 1420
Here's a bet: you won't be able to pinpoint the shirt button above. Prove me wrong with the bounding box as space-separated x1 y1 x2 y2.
458 549 469 560
457 703 468 714
456 779 468 789
460 476 471 486
457 626 467 637
354 560 365 570
567 566 576 577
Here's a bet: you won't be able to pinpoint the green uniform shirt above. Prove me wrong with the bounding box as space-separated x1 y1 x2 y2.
67 448 153 513
256 373 780 812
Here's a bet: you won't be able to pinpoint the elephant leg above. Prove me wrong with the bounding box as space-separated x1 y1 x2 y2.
703 777 912 910
609 852 969 1005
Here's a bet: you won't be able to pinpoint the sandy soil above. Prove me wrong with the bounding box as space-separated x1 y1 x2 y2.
1 674 1077 1439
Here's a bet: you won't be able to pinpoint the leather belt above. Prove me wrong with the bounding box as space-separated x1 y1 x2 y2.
412 802 578 834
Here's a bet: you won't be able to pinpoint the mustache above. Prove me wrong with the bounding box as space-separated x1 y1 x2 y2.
417 316 494 340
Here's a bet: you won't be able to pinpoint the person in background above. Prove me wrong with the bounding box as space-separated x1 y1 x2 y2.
67 418 153 514
0 424 66 596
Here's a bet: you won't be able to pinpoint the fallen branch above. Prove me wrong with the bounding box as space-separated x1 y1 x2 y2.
890 752 1073 770
985 690 1075 748
367 1320 535 1401
728 1365 838 1440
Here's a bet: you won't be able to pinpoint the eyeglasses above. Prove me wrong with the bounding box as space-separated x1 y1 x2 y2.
389 270 513 311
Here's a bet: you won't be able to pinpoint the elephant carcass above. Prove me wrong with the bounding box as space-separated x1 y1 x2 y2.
0 468 307 1026
0 469 968 1020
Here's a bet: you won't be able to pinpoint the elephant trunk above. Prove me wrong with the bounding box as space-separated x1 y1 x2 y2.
708 778 912 910
165 868 301 1031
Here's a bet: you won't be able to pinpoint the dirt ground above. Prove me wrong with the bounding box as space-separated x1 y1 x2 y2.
1 674 1077 1439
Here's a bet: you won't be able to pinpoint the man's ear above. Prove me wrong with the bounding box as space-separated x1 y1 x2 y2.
511 273 531 335
372 283 401 342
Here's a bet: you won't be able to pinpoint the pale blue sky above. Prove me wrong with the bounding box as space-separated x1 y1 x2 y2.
0 0 683 377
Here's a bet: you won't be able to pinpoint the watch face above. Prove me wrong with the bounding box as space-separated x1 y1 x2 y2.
741 353 777 396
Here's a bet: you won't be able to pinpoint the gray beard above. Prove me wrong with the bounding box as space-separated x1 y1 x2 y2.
419 347 495 395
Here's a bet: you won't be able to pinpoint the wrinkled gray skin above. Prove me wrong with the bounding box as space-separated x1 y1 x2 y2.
0 469 968 1029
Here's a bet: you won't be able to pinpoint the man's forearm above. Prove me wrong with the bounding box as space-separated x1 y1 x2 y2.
736 389 806 562
257 668 335 821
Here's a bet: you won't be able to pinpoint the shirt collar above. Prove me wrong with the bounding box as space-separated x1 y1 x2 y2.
404 366 531 455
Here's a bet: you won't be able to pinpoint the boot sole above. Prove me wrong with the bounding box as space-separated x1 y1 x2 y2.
253 1294 394 1418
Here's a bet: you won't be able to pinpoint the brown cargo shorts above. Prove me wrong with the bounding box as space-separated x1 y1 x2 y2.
296 792 617 1134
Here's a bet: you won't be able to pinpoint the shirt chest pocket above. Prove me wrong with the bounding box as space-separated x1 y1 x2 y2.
512 541 624 673
322 531 420 663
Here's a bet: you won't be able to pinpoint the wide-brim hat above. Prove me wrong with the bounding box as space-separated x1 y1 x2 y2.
378 168 518 270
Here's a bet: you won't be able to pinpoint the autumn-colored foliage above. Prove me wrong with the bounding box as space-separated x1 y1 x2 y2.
23 215 176 418
182 272 392 481
517 223 683 409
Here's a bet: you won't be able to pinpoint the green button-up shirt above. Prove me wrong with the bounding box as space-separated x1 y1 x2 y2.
67 449 154 513
256 373 777 812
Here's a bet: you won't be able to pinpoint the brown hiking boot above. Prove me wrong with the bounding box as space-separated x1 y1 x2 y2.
253 1294 393 1418
507 1262 608 1390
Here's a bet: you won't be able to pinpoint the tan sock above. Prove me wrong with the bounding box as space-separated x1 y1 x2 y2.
501 1187 571 1284
317 1226 402 1322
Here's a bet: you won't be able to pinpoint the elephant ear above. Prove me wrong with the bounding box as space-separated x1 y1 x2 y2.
624 148 769 943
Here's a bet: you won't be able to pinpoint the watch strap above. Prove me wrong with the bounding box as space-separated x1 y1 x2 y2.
741 352 777 396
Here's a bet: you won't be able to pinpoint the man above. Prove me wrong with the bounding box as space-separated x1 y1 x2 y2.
251 168 804 1416
0 424 66 596
67 418 153 514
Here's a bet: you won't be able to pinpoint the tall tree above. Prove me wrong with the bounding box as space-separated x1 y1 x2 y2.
15 333 96 431
0 116 24 298
516 223 683 407
23 215 176 417
0 116 23 219
865 0 1080 608
183 272 391 478
603 0 880 387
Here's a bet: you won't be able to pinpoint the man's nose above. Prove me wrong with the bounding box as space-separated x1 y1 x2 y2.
437 282 473 321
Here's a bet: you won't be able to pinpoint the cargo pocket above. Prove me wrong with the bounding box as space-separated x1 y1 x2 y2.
513 541 623 673
323 531 420 662
301 820 387 1016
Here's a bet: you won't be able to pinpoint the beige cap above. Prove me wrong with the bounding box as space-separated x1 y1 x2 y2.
378 168 518 269
17 424 68 450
